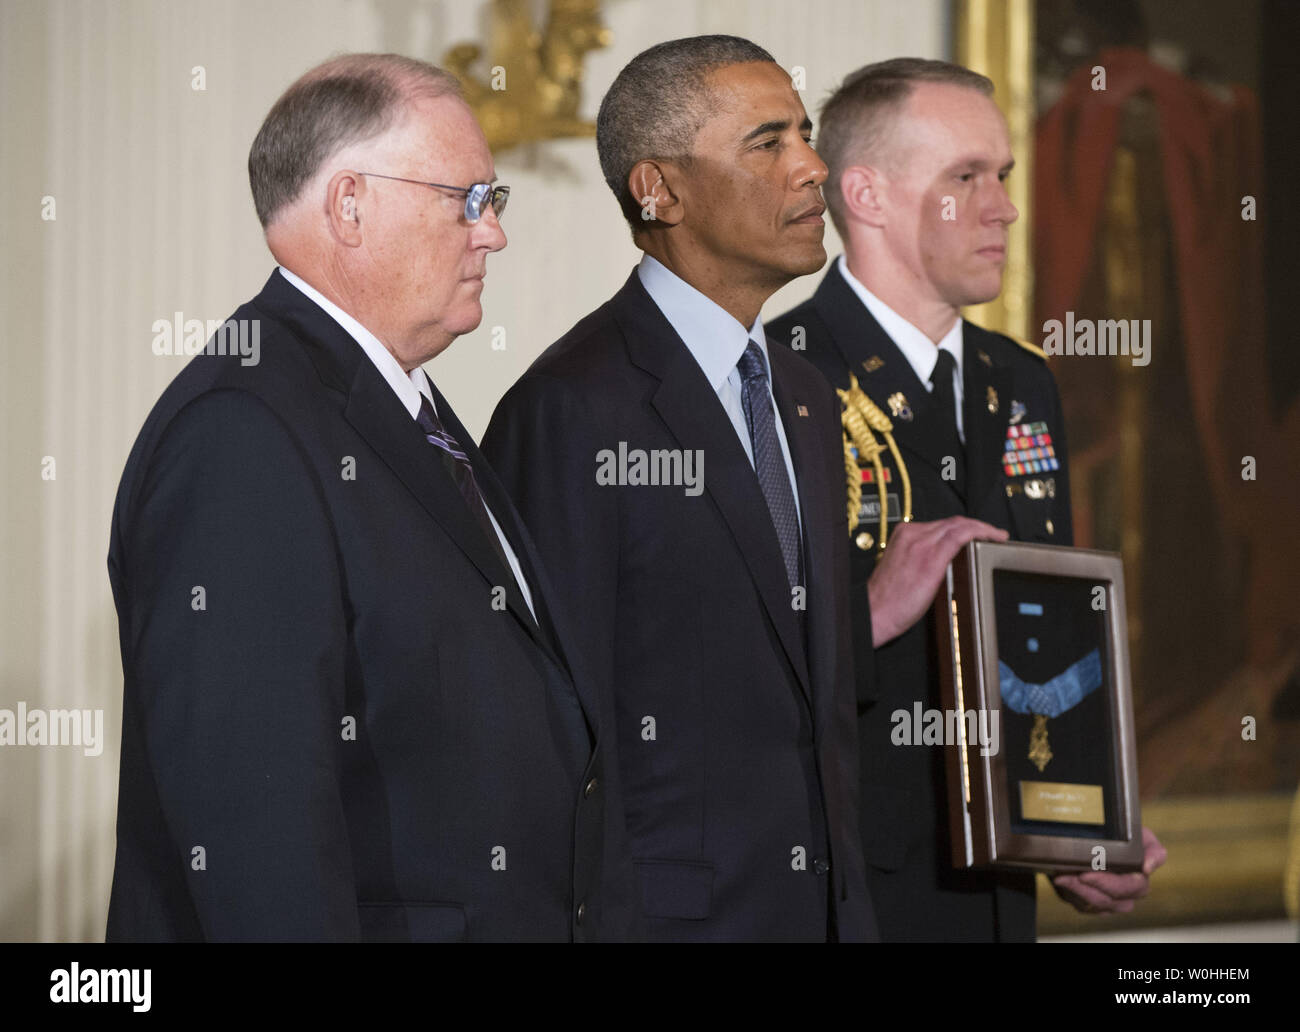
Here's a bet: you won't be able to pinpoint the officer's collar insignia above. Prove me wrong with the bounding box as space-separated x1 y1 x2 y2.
862 355 885 373
887 391 913 421
977 348 992 367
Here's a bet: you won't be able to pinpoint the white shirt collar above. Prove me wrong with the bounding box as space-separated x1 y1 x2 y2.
637 254 769 388
836 254 963 390
277 265 435 416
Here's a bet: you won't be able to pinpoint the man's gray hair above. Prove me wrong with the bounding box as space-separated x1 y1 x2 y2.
248 53 462 229
596 35 776 231
818 58 994 236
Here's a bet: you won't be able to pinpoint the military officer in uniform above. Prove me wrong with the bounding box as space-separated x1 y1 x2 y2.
769 57 1165 941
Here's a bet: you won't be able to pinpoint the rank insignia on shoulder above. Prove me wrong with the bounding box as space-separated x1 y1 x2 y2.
887 391 913 421
1015 338 1048 360
863 355 885 373
1002 421 1059 476
1009 399 1026 424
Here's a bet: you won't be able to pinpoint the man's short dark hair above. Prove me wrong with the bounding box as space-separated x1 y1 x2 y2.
596 35 776 231
248 53 461 229
817 58 994 236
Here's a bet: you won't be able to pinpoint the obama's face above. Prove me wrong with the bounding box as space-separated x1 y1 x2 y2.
881 82 1018 308
673 61 829 289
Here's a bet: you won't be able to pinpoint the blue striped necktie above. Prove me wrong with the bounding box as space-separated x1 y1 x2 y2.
416 393 513 578
737 341 803 589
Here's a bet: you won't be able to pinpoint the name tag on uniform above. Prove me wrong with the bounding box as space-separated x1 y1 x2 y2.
859 492 901 524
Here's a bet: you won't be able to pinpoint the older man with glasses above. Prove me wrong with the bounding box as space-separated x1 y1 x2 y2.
105 52 636 942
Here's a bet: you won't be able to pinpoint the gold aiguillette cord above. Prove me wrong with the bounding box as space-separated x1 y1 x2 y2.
837 374 912 549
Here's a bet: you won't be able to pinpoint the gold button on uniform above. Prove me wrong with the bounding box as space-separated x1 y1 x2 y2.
855 531 874 551
1045 519 1055 535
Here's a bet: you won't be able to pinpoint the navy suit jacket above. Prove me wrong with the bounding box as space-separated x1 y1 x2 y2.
482 270 876 941
106 269 638 941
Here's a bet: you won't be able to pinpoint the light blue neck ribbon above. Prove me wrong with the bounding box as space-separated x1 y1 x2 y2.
998 648 1102 717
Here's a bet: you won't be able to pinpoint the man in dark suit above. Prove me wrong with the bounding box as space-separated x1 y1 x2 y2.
106 53 634 941
481 36 991 941
768 58 1166 941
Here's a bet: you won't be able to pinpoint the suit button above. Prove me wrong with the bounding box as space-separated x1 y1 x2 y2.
814 858 830 875
854 531 874 551
584 777 598 798
576 902 586 925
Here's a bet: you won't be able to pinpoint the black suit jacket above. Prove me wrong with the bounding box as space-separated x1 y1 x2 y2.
768 264 1073 942
481 270 875 941
106 269 637 942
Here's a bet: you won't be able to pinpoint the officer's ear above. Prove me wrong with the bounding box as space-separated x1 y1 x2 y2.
839 165 888 229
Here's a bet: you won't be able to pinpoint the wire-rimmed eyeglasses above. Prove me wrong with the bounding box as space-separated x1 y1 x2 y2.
356 172 509 223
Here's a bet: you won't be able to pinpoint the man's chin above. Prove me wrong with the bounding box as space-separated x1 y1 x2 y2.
781 243 828 280
447 303 485 339
961 273 1005 308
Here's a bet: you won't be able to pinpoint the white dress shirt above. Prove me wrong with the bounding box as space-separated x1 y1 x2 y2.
277 265 536 619
837 255 966 442
637 254 803 529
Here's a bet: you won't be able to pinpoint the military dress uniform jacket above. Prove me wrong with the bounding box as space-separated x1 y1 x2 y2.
768 265 1073 942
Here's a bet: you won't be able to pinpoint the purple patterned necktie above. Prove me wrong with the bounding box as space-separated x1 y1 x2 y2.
738 341 803 590
416 393 513 577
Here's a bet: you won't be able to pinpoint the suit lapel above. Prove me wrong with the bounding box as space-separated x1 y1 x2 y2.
614 276 814 704
345 373 561 666
770 350 835 733
962 325 1014 518
423 379 572 674
252 269 559 667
